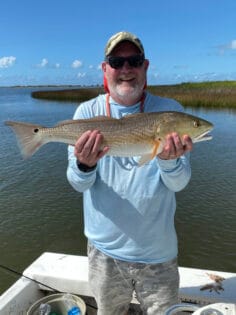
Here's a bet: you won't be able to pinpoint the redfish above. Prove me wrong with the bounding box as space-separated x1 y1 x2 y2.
5 111 213 164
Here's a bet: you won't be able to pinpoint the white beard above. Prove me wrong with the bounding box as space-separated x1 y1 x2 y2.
109 81 145 104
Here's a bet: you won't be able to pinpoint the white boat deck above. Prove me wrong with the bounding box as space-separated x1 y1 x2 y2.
0 252 235 314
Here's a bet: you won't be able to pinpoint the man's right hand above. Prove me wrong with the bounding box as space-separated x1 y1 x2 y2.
74 130 109 167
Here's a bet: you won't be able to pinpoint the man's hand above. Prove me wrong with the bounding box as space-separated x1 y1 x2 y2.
74 130 109 167
157 133 193 160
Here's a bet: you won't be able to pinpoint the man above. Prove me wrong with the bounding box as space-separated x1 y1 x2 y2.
67 31 192 315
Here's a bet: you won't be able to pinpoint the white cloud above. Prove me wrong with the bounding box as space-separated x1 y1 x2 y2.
36 59 60 69
77 72 86 78
72 60 82 68
38 58 48 67
216 39 236 54
230 40 236 49
0 56 16 68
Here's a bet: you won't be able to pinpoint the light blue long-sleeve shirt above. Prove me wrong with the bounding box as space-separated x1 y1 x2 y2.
67 92 191 263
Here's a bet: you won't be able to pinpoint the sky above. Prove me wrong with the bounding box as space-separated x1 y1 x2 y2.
0 0 236 86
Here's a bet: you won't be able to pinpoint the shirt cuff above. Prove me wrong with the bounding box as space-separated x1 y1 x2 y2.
76 160 97 172
71 158 97 176
157 157 179 170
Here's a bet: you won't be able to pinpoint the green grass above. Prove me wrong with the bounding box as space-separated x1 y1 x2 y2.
147 81 236 108
31 81 236 109
31 87 104 102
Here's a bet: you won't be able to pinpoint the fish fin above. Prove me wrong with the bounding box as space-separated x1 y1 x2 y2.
56 116 118 126
5 121 44 159
55 119 75 126
90 115 118 120
152 139 162 158
138 140 162 166
121 113 143 120
138 154 153 166
84 116 118 122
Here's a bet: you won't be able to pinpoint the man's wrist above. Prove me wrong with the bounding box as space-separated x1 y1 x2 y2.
76 160 97 172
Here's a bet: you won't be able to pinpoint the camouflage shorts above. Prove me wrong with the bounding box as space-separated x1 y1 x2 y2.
88 242 179 315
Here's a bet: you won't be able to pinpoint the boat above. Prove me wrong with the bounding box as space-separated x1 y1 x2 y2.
0 252 235 314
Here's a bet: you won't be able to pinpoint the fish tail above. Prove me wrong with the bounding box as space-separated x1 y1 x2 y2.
5 121 45 159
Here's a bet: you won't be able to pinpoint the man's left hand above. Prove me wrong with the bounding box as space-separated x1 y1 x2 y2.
157 133 193 160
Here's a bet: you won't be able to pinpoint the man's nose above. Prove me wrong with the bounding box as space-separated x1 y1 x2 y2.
121 61 132 70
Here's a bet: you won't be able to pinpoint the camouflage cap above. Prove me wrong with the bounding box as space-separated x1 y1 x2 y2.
105 31 145 57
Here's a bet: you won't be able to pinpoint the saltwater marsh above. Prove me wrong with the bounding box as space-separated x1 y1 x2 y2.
1 86 236 294
31 81 236 109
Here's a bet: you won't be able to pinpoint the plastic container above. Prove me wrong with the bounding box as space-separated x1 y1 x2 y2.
63 294 81 315
27 293 86 315
38 303 51 315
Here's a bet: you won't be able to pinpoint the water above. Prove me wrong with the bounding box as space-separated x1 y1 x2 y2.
0 87 236 293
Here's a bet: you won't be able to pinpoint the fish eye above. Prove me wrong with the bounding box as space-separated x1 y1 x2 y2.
193 120 200 128
34 128 39 133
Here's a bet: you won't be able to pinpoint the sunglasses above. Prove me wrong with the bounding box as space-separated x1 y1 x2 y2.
105 54 145 69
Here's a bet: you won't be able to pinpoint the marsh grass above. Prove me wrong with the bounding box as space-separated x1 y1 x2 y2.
31 81 236 109
31 87 104 102
147 81 236 109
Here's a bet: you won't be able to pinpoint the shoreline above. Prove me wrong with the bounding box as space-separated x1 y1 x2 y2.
3 81 236 108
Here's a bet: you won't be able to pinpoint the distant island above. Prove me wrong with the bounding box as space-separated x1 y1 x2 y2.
31 81 236 109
